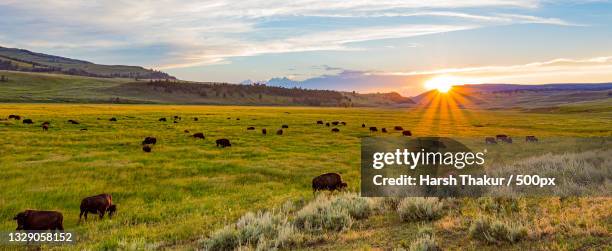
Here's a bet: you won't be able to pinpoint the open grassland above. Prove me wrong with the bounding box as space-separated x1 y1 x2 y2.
0 103 610 250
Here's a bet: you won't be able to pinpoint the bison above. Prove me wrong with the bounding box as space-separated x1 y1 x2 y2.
495 135 508 141
262 128 267 135
485 137 497 144
501 137 513 144
216 138 231 147
193 133 205 139
79 194 116 223
143 145 152 152
402 130 412 136
173 116 181 120
325 122 330 127
14 210 64 231
247 127 255 130
317 120 324 125
276 129 283 135
340 122 346 126
193 117 199 121
236 118 240 120
109 117 117 122
331 128 340 133
68 119 79 124
142 137 157 145
42 124 49 131
525 136 538 142
332 121 339 126
369 127 378 132
282 124 289 129
394 126 403 131
23 119 33 124
312 173 347 194
362 123 366 128
8 115 21 120
159 118 167 122
381 128 387 133
41 121 50 126
173 120 178 124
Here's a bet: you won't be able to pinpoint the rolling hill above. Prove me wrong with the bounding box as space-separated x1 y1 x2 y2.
0 46 174 79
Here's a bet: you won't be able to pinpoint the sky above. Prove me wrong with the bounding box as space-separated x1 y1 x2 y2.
1 0 612 96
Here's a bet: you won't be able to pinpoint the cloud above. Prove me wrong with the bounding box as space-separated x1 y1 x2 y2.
0 0 574 69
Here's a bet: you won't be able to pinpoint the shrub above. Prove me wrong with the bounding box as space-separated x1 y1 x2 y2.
331 193 373 219
204 226 240 251
397 197 444 222
409 235 441 251
294 196 353 233
469 217 528 244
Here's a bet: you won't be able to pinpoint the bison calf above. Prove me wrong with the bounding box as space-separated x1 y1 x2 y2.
14 210 64 231
312 173 347 194
216 138 231 147
79 194 116 223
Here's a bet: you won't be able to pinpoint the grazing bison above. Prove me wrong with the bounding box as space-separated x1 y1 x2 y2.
236 118 240 121
495 135 508 141
173 120 178 124
262 128 267 135
332 121 339 126
394 126 403 131
317 120 324 124
42 124 49 131
247 127 255 130
331 128 340 133
369 127 378 132
216 138 231 147
109 117 117 122
23 119 33 124
340 122 346 126
501 137 513 144
193 133 205 139
277 129 283 135
184 129 190 133
312 173 347 194
159 118 167 122
142 137 157 145
173 116 181 120
68 119 79 124
282 124 289 129
381 128 387 133
14 210 64 231
8 115 21 120
526 136 538 142
362 123 366 128
143 145 152 152
485 137 497 144
193 117 199 121
79 194 116 223
402 130 412 136
325 122 330 127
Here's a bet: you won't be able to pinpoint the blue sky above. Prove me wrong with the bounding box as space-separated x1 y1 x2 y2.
1 0 612 95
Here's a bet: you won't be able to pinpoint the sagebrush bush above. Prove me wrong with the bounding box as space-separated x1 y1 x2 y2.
204 226 240 251
331 193 373 219
293 196 353 233
408 235 441 251
469 217 528 244
397 197 444 222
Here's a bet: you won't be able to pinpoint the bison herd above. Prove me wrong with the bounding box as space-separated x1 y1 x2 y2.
485 135 539 144
13 193 117 231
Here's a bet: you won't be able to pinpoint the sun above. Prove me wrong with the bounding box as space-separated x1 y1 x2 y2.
424 76 458 93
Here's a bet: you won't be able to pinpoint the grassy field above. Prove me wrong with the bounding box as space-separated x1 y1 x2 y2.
0 103 610 250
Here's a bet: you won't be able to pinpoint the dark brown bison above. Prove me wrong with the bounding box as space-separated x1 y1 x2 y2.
362 123 366 128
23 119 33 124
312 173 347 193
282 124 289 129
79 194 116 223
68 119 79 124
14 210 64 230
216 138 231 147
501 137 513 144
193 133 205 139
525 136 538 142
173 120 178 124
247 127 255 130
369 127 378 132
173 116 181 120
80 128 88 131
143 145 152 152
496 135 508 141
485 137 497 144
236 118 240 120
325 122 330 127
42 124 49 131
402 130 412 136
317 120 324 124
262 128 267 135
340 122 346 126
42 121 50 126
394 126 403 131
193 117 199 121
277 129 283 135
184 129 190 133
331 128 340 133
332 121 339 126
8 115 21 120
142 137 157 145
159 118 167 122
109 117 117 121
381 128 387 133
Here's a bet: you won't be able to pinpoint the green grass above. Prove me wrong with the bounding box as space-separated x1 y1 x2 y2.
0 103 610 250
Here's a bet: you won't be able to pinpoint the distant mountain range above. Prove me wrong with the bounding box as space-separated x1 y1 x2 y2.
0 46 175 79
